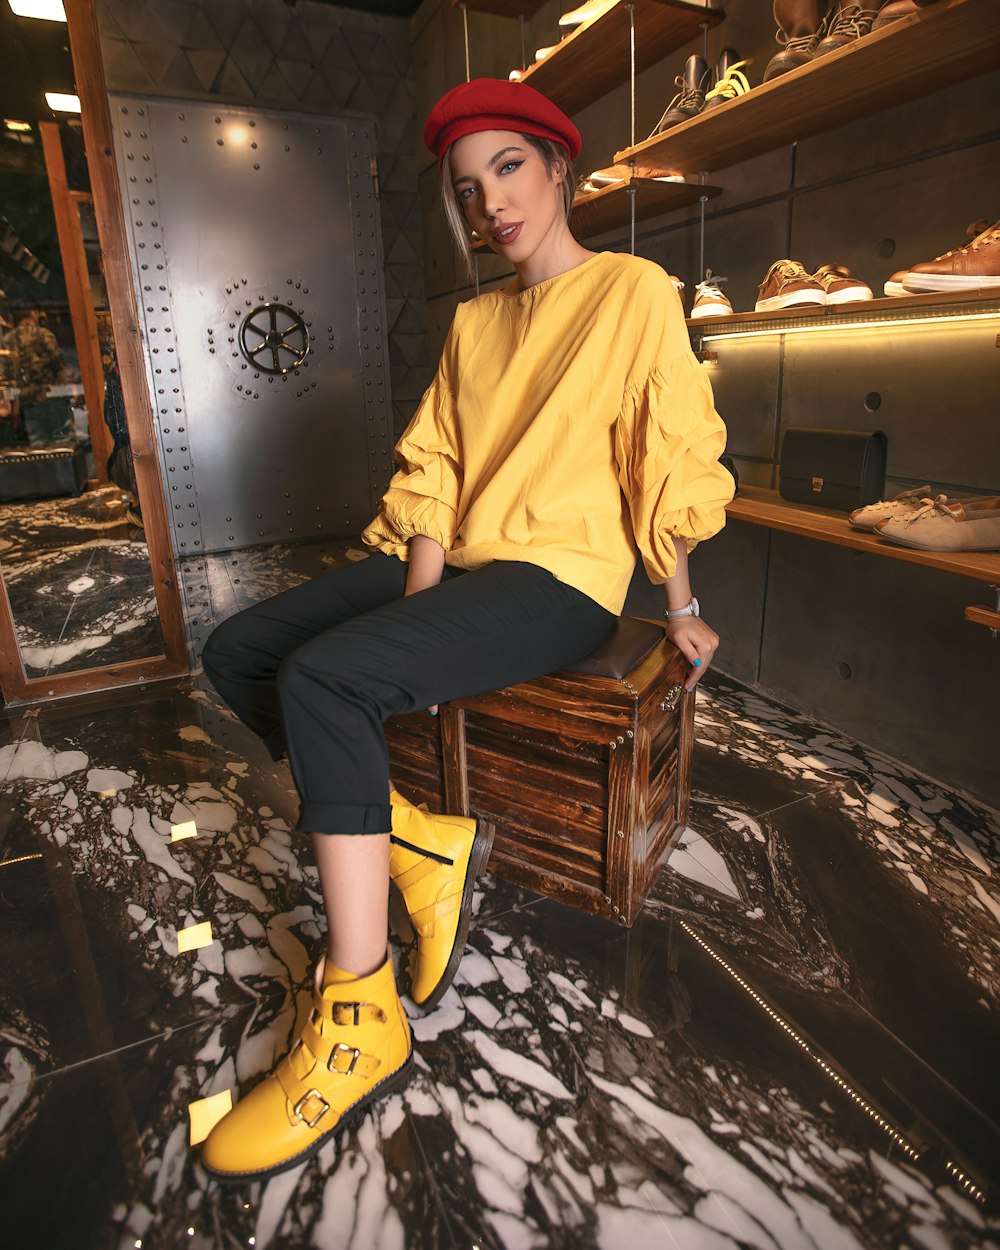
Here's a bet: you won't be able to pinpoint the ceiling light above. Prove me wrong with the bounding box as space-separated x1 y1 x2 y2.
8 0 66 19
3 119 32 132
45 92 81 114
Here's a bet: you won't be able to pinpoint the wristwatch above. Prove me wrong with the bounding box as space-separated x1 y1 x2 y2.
664 597 700 620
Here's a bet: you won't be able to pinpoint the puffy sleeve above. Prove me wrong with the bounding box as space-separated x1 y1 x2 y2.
362 329 463 558
615 278 735 583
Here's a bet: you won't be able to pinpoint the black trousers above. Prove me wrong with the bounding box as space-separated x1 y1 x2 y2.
202 554 615 835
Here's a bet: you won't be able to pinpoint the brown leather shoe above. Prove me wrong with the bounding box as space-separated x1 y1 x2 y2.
815 3 881 54
872 0 923 29
812 263 873 303
764 0 832 81
902 220 1000 293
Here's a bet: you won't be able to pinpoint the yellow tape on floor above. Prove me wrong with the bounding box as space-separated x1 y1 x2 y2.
188 1089 233 1145
177 921 213 953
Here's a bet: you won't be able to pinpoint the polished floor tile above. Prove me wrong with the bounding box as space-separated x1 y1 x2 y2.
2 637 999 1247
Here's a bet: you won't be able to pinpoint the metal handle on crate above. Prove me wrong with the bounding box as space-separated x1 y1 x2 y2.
661 683 684 713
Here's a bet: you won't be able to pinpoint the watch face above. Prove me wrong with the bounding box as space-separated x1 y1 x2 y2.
691 596 700 617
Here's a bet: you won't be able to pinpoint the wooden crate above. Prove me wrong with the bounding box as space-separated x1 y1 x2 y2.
385 618 693 927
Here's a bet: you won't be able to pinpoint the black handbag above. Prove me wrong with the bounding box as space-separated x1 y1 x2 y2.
778 427 887 512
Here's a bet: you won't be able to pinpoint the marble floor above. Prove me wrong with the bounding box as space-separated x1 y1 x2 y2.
0 485 163 677
1 582 999 1248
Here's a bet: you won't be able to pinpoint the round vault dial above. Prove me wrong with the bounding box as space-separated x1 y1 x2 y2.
238 302 310 374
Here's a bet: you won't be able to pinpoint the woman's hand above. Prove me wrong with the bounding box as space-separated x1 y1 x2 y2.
406 535 446 713
664 616 719 691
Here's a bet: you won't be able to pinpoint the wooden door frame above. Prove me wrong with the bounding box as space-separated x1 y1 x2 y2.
0 0 189 706
38 120 113 483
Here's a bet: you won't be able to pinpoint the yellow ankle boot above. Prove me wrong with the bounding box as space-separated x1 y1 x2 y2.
389 791 494 1009
201 951 412 1182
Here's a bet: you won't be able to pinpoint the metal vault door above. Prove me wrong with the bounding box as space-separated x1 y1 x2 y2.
110 95 394 556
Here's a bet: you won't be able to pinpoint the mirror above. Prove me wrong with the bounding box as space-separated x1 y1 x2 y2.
0 3 165 685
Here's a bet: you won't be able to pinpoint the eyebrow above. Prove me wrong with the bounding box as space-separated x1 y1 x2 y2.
452 146 525 188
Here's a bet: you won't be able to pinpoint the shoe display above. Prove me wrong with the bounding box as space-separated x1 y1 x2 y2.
702 49 753 112
389 791 495 1010
875 496 1000 551
559 0 616 28
649 53 710 136
812 263 874 303
691 270 734 318
883 270 910 296
764 0 832 82
872 0 923 29
815 3 882 55
901 219 1000 293
849 484 932 530
201 952 413 1182
578 164 686 194
755 259 827 311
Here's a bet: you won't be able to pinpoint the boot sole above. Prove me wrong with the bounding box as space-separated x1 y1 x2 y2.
200 1050 415 1186
901 274 1000 293
414 819 496 1014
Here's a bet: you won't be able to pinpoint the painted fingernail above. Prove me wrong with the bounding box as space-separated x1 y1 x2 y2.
429 708 438 716
693 659 702 667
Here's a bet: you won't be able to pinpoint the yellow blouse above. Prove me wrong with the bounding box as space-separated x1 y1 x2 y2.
362 251 734 614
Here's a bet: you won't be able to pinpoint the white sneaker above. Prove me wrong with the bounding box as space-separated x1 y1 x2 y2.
559 0 616 28
691 270 733 318
848 485 932 531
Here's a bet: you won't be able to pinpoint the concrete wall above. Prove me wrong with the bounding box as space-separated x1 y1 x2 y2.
410 0 1000 807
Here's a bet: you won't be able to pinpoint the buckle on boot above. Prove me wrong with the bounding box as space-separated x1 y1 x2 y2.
293 1089 330 1128
328 1043 361 1075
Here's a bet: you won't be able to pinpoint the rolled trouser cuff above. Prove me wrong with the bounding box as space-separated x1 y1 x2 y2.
296 801 392 836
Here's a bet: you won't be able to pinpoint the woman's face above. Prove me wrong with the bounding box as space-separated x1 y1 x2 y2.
449 129 566 261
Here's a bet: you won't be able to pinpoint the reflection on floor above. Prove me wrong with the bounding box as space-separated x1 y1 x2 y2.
0 485 162 677
1 639 999 1247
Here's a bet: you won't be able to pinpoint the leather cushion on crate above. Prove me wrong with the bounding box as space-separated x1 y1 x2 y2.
565 615 663 679
0 448 88 501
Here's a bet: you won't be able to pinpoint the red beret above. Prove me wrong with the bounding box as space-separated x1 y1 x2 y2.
424 78 582 165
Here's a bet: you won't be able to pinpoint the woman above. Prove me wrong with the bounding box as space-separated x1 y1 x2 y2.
200 78 734 1182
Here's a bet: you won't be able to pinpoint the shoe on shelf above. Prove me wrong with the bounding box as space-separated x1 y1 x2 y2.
815 3 881 54
755 259 827 311
812 263 873 303
559 0 616 28
389 791 495 1010
883 270 910 296
872 0 924 29
649 54 710 136
691 270 734 318
901 219 1000 293
201 952 413 1183
578 163 685 193
849 484 932 530
702 49 753 112
764 0 832 82
875 495 1000 551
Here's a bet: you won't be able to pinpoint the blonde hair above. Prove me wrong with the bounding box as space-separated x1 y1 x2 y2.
440 134 575 280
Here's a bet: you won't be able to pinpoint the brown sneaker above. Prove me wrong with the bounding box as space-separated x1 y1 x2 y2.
813 263 873 303
755 259 827 311
901 220 1000 293
815 3 881 54
883 270 909 296
876 496 1000 552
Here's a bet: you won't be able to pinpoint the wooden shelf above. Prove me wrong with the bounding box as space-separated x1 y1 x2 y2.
573 175 720 233
965 605 1000 630
516 0 724 118
727 486 1000 584
453 0 548 16
472 175 720 249
615 0 1000 175
687 288 1000 332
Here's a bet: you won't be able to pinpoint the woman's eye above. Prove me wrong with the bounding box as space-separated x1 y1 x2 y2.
500 160 523 175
